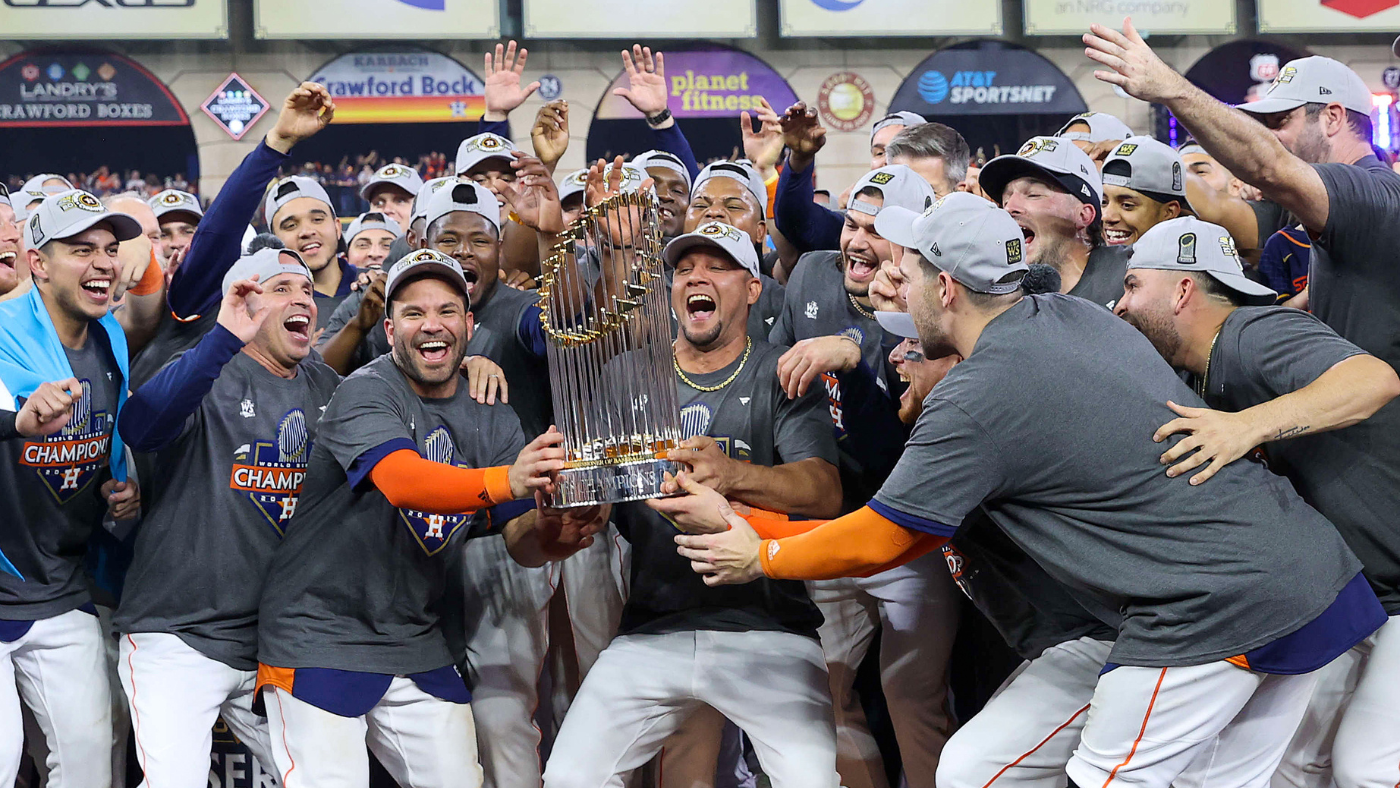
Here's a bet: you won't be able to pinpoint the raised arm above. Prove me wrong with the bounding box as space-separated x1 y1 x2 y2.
1083 19 1329 232
774 102 843 254
613 45 700 178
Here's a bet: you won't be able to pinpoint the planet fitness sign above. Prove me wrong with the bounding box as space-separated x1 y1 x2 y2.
0 50 188 128
595 48 798 120
308 50 485 124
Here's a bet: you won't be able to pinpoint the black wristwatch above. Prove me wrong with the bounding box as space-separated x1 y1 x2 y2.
644 108 672 127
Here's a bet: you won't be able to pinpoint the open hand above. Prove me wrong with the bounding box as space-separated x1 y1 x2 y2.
1083 18 1190 104
673 504 765 586
484 40 540 121
1153 400 1263 485
216 276 270 344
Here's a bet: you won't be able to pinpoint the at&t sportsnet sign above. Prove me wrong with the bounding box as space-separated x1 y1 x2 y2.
890 41 1086 118
916 70 1059 107
0 50 189 128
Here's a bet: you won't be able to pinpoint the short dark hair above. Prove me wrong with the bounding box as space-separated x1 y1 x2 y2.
1189 272 1246 307
885 122 971 192
1303 102 1373 143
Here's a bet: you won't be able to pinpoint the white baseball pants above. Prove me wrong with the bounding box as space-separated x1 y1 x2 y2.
1067 661 1317 788
0 608 112 787
541 630 840 788
1330 614 1400 788
264 679 482 788
119 632 275 786
809 551 961 788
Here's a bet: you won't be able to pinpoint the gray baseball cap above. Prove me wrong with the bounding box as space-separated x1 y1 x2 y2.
1238 56 1371 117
344 211 404 245
411 177 459 226
1127 217 1276 306
662 221 761 278
360 163 424 201
847 164 937 218
264 176 334 227
871 111 926 144
634 150 692 190
422 180 502 236
384 248 470 305
0 183 10 210
221 247 312 297
27 189 141 249
149 189 204 223
693 161 767 214
1056 112 1134 143
22 174 74 197
1102 136 1192 212
979 136 1104 223
874 192 1028 295
455 133 517 175
558 168 589 203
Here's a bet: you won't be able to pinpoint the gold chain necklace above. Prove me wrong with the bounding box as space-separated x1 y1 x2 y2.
1195 329 1222 398
848 292 876 321
674 337 752 392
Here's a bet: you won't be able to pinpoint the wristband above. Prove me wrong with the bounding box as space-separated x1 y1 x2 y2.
128 250 164 296
645 108 673 128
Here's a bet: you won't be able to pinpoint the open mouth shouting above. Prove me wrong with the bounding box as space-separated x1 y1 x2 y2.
460 265 480 299
416 336 453 364
80 276 112 305
283 313 312 344
0 250 15 273
685 292 717 325
845 252 878 284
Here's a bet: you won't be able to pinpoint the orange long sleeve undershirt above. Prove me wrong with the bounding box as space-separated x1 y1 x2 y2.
754 505 946 581
369 449 514 515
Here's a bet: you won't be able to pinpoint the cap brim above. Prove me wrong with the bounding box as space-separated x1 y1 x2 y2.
661 235 755 276
1237 96 1305 116
385 261 470 303
1209 270 1278 306
56 212 142 244
978 156 1063 208
155 208 202 223
875 310 919 339
873 206 921 249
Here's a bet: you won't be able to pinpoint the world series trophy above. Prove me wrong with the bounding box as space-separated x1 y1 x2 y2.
535 186 683 507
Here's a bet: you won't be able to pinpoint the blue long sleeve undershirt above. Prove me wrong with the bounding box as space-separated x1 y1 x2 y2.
118 323 245 452
649 124 700 181
775 159 842 254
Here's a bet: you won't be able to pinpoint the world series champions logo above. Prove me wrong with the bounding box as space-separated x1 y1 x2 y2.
398 426 471 556
228 408 312 537
20 379 112 504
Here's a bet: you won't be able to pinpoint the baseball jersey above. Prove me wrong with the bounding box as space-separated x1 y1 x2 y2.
115 334 341 670
768 250 907 510
944 511 1116 661
616 340 834 640
464 281 552 437
1067 244 1130 310
1310 155 1400 370
257 353 526 675
0 335 119 619
873 294 1366 667
1200 306 1400 614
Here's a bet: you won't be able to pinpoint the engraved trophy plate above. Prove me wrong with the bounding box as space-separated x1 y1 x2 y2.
537 189 682 507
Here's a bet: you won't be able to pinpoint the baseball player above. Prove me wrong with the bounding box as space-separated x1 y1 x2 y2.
0 186 20 299
684 160 785 338
1055 111 1134 159
255 249 591 786
129 82 335 388
113 247 340 784
361 163 424 230
634 150 693 240
1115 217 1400 788
0 190 146 787
676 192 1385 788
344 211 403 271
976 136 1130 309
1100 136 1193 247
544 221 843 788
264 175 357 327
870 111 927 169
768 164 957 788
148 188 203 268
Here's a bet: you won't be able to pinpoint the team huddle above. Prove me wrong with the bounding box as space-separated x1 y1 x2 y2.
1 22 1398 788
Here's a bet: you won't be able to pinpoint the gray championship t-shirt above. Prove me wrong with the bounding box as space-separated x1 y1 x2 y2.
115 350 342 670
1311 156 1400 369
769 250 903 509
464 282 552 437
874 294 1362 667
0 336 119 619
257 354 526 674
616 340 834 639
1201 305 1400 614
1067 244 1131 310
129 310 219 389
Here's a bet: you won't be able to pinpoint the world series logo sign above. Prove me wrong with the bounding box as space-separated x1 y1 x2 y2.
229 408 312 537
398 427 471 555
20 379 112 504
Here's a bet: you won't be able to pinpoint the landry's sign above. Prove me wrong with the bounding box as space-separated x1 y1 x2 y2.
595 48 798 120
308 50 486 124
0 50 189 128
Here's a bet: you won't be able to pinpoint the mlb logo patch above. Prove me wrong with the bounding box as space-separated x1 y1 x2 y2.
1006 238 1023 264
869 172 895 185
1114 143 1138 156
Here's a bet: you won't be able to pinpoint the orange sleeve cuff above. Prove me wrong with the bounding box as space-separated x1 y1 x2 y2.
764 172 779 219
369 449 515 515
758 506 940 581
127 250 164 296
732 505 827 540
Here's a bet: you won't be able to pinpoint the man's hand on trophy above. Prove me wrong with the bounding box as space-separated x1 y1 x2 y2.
509 427 569 500
500 151 565 235
648 470 733 535
532 493 611 560
667 436 742 497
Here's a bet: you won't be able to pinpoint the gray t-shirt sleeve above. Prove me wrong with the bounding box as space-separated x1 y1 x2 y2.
1249 199 1291 239
317 289 367 351
1315 162 1400 261
767 260 804 347
316 369 413 476
1233 308 1367 395
770 372 839 468
873 397 1004 528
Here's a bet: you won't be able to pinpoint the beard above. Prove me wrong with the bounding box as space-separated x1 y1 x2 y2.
1291 121 1331 165
679 317 725 350
1121 307 1182 365
393 332 467 390
1028 233 1074 271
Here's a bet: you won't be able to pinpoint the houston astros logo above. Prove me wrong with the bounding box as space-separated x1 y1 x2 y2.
475 135 506 150
159 191 186 206
1017 138 1058 158
399 427 470 555
379 164 412 178
21 379 112 504
229 409 312 537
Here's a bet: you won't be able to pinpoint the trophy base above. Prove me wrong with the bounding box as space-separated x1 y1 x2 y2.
546 457 682 508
